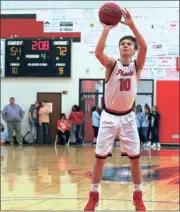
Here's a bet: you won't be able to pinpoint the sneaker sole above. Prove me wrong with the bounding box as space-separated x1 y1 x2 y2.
84 202 99 211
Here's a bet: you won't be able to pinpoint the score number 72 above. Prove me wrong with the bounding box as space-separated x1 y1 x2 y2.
56 47 67 56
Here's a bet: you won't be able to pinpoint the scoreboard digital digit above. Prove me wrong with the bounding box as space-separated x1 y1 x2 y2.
5 39 71 77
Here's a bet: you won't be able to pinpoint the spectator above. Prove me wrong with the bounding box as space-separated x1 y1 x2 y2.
2 97 24 145
28 101 40 144
91 105 101 145
151 106 161 148
0 123 8 144
141 106 151 147
1 123 8 161
135 104 143 144
39 100 50 145
57 113 71 145
98 107 103 116
68 105 84 145
145 103 151 141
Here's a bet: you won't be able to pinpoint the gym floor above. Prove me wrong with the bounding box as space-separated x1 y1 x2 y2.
1 145 179 211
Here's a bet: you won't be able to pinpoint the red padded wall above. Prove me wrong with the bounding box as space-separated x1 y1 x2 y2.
156 81 179 144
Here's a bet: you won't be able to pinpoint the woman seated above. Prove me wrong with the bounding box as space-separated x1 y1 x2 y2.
57 113 71 145
0 123 8 145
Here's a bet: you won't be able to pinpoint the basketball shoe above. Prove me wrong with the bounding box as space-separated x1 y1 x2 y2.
133 191 146 211
84 191 99 211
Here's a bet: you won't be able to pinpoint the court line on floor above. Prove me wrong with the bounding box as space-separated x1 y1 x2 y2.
1 197 179 205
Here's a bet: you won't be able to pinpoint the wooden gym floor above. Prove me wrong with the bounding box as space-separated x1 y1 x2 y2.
1 145 179 211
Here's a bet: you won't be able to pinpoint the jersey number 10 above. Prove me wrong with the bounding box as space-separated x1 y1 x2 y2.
119 78 131 91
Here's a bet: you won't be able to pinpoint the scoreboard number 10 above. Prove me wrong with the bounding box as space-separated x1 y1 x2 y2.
12 67 18 74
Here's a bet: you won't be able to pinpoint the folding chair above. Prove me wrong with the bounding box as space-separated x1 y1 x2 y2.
54 132 66 146
54 134 59 146
67 130 76 146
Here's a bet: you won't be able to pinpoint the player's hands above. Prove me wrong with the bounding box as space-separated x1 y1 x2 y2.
100 21 118 31
120 8 134 28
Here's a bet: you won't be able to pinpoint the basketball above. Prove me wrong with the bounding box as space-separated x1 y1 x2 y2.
99 3 122 25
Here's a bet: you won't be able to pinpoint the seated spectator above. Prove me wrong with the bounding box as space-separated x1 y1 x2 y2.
57 113 71 145
0 123 8 145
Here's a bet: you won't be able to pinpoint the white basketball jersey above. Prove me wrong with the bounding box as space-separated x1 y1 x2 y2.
105 59 137 112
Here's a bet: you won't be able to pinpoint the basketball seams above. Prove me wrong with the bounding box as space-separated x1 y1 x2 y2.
99 3 122 25
100 10 122 18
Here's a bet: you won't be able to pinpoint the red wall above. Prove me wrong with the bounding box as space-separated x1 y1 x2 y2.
0 17 80 39
156 81 179 144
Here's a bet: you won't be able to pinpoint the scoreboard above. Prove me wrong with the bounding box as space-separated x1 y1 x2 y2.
5 39 71 77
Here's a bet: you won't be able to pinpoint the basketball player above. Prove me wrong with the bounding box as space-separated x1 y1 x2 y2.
84 9 147 211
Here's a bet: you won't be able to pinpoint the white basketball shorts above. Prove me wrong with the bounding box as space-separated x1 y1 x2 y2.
95 110 140 159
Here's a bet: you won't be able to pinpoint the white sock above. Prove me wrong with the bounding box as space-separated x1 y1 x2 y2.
134 184 142 191
91 184 99 192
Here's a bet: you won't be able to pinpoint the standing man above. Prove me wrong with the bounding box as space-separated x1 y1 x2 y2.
28 101 40 144
84 8 147 211
39 100 50 144
2 97 24 145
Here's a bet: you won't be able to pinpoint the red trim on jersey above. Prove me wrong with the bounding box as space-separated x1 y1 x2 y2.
134 60 138 72
95 153 108 159
105 60 117 83
121 152 140 159
108 152 112 157
105 106 133 116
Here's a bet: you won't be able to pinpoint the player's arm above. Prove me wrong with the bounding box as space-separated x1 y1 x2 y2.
95 24 117 80
130 24 147 77
120 9 147 79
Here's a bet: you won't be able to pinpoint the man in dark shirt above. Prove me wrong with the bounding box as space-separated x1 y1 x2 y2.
28 101 40 143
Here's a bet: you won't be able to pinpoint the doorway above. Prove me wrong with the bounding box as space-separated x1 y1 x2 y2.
79 79 105 142
136 79 154 108
37 93 61 144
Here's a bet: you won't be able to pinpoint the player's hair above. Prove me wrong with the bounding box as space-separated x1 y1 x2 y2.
119 35 139 51
60 113 66 119
10 97 15 100
0 123 4 132
72 105 80 112
145 103 150 114
35 101 40 105
136 104 142 113
40 100 46 107
91 105 97 116
152 105 158 112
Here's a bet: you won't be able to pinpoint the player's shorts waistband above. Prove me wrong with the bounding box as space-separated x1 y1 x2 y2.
104 106 133 116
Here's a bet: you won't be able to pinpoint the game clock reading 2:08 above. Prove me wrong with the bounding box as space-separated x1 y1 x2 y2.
5 39 71 77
